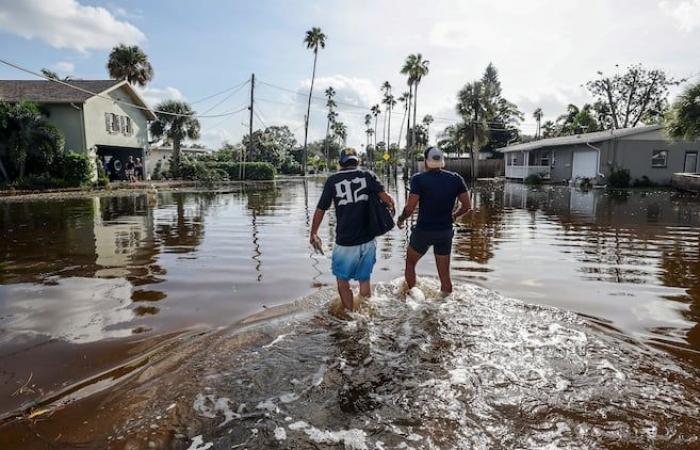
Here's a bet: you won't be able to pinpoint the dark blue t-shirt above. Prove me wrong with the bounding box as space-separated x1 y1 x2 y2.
410 170 468 231
317 169 384 246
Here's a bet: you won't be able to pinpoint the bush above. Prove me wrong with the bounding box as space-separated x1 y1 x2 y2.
96 159 109 188
50 151 93 186
210 162 276 181
632 176 658 188
4 174 71 190
151 160 165 181
279 158 302 175
524 173 544 186
608 168 631 188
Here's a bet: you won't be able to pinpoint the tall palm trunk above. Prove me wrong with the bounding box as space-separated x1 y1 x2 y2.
411 82 419 173
373 115 379 168
404 85 413 179
302 50 318 175
397 104 407 150
324 119 331 172
387 98 393 177
173 137 182 174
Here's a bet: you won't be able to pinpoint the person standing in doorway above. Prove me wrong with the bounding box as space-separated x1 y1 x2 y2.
125 156 136 182
397 147 472 295
310 149 396 310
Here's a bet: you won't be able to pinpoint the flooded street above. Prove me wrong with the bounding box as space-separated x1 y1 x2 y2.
2 179 700 449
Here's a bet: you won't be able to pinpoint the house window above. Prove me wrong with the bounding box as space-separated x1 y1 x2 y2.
124 117 133 135
651 150 668 168
111 113 121 133
512 156 518 165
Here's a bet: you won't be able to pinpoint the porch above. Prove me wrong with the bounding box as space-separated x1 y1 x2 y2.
504 151 551 180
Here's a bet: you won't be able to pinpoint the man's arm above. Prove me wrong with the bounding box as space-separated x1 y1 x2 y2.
378 191 396 215
452 192 472 221
397 193 419 229
310 208 326 244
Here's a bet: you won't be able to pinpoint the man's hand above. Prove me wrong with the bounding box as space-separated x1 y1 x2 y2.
309 233 318 245
397 217 406 229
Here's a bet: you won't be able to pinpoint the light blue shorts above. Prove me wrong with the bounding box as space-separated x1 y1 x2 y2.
332 240 377 281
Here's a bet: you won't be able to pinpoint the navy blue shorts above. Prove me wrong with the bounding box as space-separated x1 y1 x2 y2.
409 228 454 256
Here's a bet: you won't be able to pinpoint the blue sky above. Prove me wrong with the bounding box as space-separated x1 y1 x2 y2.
1 0 699 149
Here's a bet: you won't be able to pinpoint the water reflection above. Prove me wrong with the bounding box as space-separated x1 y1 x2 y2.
3 180 700 419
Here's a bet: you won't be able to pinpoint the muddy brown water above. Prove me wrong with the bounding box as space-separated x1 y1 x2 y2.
1 179 700 449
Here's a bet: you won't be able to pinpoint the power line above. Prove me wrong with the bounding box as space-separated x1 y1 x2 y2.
199 82 251 116
190 78 250 105
253 109 267 128
0 57 248 119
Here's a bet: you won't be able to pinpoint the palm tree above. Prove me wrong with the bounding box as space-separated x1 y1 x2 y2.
332 121 347 146
381 81 391 145
396 92 410 150
422 114 434 144
324 86 336 171
401 53 430 175
41 68 73 81
371 104 381 167
533 108 543 139
107 44 154 87
149 100 200 174
457 81 496 178
666 81 700 141
364 113 372 157
301 27 327 175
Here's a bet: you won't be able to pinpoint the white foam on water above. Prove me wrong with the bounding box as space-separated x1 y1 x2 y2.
186 435 213 450
273 426 287 441
186 277 700 449
291 424 368 450
192 393 239 426
262 333 289 349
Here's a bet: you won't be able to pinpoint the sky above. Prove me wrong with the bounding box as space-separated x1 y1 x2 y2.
0 0 699 150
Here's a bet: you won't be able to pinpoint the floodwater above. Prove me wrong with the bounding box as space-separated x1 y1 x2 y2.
1 180 700 449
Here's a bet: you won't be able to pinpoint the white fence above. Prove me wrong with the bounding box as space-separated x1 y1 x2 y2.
505 165 551 179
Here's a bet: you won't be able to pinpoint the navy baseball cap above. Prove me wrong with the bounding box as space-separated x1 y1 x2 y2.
339 148 359 165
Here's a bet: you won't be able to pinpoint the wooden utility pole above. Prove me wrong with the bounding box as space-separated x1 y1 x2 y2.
242 73 255 181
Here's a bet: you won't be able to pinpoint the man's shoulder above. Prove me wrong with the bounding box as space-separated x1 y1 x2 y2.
440 170 466 182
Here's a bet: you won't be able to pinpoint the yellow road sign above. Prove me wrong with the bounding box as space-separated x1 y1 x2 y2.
383 152 390 161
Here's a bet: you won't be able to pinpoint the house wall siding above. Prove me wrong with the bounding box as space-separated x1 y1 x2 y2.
44 104 85 153
83 87 149 151
603 139 700 185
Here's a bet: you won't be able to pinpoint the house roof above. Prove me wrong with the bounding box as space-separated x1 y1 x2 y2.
152 146 211 154
0 79 157 120
500 125 664 153
0 79 123 103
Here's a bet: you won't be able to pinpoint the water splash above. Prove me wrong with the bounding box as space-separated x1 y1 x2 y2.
118 279 700 449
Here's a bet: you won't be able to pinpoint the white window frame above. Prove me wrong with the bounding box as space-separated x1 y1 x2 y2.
651 150 668 168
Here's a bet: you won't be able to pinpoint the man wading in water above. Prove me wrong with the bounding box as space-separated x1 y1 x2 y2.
310 149 396 310
397 147 472 295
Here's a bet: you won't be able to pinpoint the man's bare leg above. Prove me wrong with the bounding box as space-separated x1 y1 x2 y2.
435 254 453 294
359 280 372 298
405 247 424 289
337 279 354 310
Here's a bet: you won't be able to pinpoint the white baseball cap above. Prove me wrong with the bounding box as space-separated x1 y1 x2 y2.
424 147 445 169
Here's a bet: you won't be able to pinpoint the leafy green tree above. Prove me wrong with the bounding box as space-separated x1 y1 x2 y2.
556 104 599 135
302 27 327 174
243 125 298 168
149 100 201 171
422 114 434 143
665 81 700 141
41 68 72 81
107 44 154 87
585 64 683 129
541 120 557 138
0 101 64 181
456 80 495 171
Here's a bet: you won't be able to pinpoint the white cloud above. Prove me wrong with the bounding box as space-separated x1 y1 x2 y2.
0 0 145 52
52 61 75 75
659 0 700 31
136 86 185 108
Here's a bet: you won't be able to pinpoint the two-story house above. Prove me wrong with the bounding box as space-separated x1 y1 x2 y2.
0 79 156 180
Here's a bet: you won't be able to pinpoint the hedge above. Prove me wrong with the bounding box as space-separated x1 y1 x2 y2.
50 151 93 186
209 162 276 181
